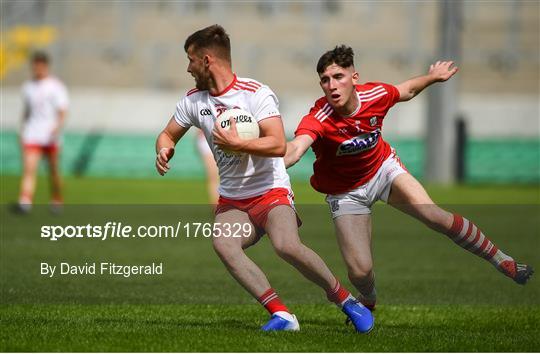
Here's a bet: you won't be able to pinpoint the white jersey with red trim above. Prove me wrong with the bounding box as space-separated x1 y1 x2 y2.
173 75 291 200
21 76 69 146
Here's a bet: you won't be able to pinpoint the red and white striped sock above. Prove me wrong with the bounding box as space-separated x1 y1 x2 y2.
258 288 289 315
446 214 513 268
326 279 354 307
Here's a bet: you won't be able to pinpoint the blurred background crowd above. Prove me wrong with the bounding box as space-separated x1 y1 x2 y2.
1 0 538 184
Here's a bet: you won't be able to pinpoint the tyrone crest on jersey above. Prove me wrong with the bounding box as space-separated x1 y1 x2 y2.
336 129 381 156
214 104 240 117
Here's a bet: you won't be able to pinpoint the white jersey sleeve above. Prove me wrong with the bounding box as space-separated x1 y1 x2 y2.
53 81 69 110
173 94 196 128
249 86 280 122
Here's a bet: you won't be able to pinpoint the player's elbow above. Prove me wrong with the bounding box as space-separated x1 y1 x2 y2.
399 90 415 102
273 141 287 157
397 83 415 102
406 91 417 101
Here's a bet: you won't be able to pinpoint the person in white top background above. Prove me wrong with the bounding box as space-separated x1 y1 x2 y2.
17 51 69 213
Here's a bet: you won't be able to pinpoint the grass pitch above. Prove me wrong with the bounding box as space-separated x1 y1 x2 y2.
1 175 539 351
2 304 538 352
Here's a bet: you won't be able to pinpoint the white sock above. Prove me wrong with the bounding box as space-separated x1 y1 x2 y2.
274 311 295 321
18 198 32 212
340 294 355 307
491 250 513 266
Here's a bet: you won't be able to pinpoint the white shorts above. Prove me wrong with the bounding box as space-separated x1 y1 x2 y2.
22 122 60 146
325 150 408 218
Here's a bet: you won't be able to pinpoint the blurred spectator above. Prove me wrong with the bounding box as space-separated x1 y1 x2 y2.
17 51 68 213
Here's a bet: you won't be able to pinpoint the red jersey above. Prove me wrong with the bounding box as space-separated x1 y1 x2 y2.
295 82 400 194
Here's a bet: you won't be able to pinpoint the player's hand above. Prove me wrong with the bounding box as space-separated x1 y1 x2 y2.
213 117 245 152
156 147 174 176
429 61 458 82
51 124 61 140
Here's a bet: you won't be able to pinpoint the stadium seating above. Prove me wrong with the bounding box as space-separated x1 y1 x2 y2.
1 131 538 183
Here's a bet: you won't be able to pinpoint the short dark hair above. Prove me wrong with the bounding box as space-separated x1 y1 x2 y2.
316 45 354 74
184 24 231 62
31 51 50 64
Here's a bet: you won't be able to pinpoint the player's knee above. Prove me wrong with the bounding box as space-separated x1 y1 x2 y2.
49 170 61 179
273 241 303 262
23 164 38 175
212 237 240 261
49 164 60 175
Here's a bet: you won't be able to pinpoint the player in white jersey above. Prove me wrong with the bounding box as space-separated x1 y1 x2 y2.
175 75 291 199
155 25 373 333
17 52 69 213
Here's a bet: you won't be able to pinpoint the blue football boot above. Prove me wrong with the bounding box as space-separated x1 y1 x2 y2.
342 299 374 333
261 311 300 331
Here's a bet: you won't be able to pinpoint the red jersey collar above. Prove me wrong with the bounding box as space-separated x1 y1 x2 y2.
343 96 362 117
210 74 237 97
330 90 362 118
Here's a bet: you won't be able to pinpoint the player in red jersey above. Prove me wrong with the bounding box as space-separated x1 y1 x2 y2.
285 45 533 310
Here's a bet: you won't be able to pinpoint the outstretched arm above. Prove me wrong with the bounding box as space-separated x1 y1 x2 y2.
395 61 458 102
155 117 189 175
284 135 315 168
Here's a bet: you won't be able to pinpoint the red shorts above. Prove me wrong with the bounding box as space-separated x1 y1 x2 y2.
23 144 59 155
215 187 302 234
